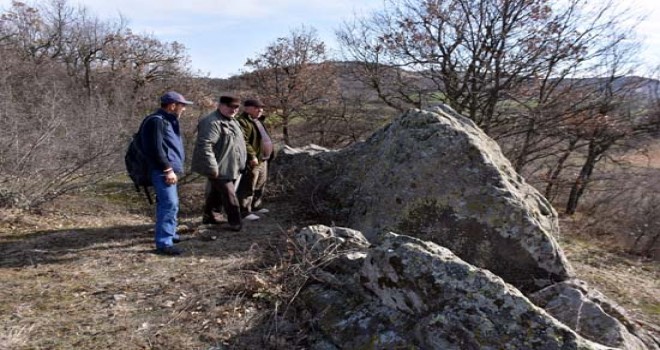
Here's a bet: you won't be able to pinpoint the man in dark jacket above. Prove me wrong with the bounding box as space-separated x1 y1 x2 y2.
142 91 193 256
191 96 247 231
236 98 274 220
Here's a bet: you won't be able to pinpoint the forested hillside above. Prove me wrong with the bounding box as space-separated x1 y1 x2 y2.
0 0 659 348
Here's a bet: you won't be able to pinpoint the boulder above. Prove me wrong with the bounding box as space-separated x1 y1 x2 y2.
295 226 609 350
295 225 370 282
273 105 571 292
531 280 659 350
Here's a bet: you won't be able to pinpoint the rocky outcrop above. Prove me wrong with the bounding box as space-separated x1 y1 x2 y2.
272 105 571 292
531 280 659 350
295 226 610 350
273 105 657 349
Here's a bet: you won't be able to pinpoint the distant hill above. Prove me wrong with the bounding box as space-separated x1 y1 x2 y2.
557 75 659 101
201 61 660 103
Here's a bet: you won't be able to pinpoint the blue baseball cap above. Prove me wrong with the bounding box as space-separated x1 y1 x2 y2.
160 91 194 105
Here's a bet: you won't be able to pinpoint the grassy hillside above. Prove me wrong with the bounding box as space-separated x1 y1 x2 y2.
0 179 657 349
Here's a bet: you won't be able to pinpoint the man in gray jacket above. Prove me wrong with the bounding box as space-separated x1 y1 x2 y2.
191 96 246 231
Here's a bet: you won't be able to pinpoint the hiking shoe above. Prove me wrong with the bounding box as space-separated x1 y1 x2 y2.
244 213 260 221
228 224 242 232
172 236 181 244
255 208 269 214
156 246 184 256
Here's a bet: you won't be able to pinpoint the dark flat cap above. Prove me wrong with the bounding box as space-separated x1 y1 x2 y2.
243 99 265 108
219 96 240 106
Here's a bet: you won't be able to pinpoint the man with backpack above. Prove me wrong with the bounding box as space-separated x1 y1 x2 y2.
141 91 193 256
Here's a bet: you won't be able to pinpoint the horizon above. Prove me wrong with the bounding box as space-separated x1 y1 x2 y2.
1 0 658 79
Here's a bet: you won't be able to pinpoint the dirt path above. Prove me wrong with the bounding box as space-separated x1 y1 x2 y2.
0 188 301 349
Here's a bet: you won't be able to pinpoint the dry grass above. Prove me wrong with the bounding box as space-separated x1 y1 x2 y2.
0 324 34 349
0 182 658 349
621 141 660 169
559 217 660 336
0 183 303 350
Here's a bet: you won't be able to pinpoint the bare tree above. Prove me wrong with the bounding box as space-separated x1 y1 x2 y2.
0 0 196 208
338 0 641 140
578 167 660 259
293 85 393 148
544 70 659 214
243 25 337 145
337 0 657 216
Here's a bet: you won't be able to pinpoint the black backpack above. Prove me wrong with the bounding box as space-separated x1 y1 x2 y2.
124 114 162 204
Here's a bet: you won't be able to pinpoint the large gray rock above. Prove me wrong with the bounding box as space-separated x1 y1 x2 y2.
295 225 370 283
295 227 608 350
273 105 571 293
531 280 659 350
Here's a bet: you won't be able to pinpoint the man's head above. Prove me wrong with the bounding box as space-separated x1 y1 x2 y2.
218 95 241 118
243 99 265 119
160 91 193 118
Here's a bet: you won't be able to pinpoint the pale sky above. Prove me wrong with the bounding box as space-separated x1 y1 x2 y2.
1 0 658 78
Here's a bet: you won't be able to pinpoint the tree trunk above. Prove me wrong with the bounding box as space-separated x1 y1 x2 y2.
513 118 536 173
282 115 290 145
565 140 610 214
544 138 579 200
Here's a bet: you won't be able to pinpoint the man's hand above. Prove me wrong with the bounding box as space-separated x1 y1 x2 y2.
249 158 258 167
164 171 178 185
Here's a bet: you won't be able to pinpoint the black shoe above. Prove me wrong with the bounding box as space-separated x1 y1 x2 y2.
228 224 242 232
156 246 183 256
202 214 220 225
172 236 181 244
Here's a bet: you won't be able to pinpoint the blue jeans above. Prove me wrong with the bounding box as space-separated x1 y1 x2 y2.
151 170 179 248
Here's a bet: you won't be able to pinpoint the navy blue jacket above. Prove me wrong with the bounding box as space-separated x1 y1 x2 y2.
141 109 185 174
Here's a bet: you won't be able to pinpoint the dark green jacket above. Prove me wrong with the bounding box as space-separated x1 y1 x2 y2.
236 112 274 164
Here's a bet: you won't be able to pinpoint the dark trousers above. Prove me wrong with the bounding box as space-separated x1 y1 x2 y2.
205 178 241 226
